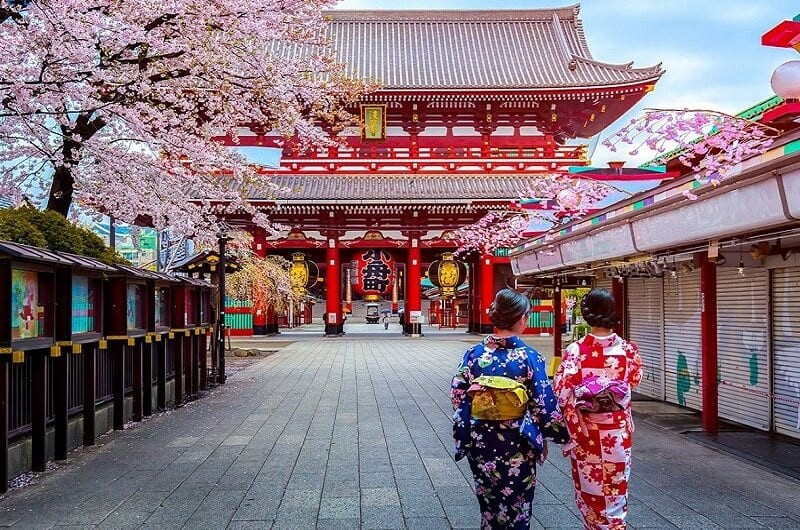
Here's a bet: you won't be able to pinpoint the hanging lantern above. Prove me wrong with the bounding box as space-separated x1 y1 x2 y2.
427 252 467 299
353 249 395 301
289 253 319 295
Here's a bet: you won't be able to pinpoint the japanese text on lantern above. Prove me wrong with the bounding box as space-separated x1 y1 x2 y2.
359 249 393 294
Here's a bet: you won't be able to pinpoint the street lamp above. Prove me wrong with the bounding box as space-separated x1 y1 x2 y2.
215 228 231 384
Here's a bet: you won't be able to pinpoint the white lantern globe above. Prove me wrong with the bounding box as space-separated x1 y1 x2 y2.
771 60 800 99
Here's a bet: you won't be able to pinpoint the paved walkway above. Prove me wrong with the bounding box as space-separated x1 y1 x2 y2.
0 338 799 529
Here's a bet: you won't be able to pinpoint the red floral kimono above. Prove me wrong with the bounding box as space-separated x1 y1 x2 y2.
553 333 642 530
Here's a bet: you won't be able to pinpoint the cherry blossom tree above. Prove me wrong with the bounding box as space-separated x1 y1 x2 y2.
602 109 777 198
451 174 619 255
217 231 302 318
0 0 373 242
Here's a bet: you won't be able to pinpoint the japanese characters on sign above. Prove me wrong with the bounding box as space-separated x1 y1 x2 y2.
355 249 395 300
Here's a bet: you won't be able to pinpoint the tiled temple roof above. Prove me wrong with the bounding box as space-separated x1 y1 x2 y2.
322 6 663 90
250 174 537 201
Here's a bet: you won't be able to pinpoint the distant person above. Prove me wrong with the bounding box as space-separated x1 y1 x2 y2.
553 288 642 529
383 313 389 330
451 288 569 529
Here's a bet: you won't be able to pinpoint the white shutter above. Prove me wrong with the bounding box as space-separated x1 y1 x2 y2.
716 268 769 430
627 277 664 400
663 269 702 410
772 267 800 440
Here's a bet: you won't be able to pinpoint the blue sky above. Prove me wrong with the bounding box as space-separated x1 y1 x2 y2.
335 0 799 166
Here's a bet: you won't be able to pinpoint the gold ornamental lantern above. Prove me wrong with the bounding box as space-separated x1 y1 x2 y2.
427 252 467 299
289 253 319 295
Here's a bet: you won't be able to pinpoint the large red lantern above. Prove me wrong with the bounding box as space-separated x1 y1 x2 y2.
353 249 395 301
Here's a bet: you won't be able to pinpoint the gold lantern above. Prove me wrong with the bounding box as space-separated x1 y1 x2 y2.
427 252 467 299
289 253 319 295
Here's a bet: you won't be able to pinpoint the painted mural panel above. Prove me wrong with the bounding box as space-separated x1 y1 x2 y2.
11 268 43 339
127 283 146 330
72 275 99 334
155 286 170 327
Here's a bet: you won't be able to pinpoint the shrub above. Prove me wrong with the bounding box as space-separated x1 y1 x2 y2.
0 207 127 264
0 209 47 247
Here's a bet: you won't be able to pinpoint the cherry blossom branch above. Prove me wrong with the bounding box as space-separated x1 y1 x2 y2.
603 108 778 196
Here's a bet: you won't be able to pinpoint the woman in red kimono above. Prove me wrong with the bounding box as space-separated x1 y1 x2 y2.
553 288 642 530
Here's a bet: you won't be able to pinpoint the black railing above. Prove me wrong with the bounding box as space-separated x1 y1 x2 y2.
96 348 114 403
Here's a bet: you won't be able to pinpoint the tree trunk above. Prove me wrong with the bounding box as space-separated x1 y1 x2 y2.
46 165 74 217
45 113 105 217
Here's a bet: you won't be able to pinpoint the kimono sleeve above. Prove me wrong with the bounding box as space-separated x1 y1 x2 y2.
552 342 583 446
450 345 480 461
626 340 643 389
552 342 581 409
523 348 569 445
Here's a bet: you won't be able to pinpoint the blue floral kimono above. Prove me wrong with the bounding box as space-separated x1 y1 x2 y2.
451 335 569 530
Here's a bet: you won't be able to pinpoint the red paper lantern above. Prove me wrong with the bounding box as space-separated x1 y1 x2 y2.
353 249 395 301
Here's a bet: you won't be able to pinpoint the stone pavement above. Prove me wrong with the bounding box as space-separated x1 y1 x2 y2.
0 338 799 529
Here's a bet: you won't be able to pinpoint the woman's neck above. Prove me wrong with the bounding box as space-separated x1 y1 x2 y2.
492 329 517 338
590 327 615 338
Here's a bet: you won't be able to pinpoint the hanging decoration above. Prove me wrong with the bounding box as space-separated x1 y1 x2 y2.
289 252 319 295
427 252 468 299
602 109 778 192
353 249 395 301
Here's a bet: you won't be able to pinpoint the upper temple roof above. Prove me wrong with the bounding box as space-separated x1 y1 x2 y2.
323 5 664 90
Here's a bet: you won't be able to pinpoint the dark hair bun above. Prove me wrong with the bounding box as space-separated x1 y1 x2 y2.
488 289 530 330
580 288 619 329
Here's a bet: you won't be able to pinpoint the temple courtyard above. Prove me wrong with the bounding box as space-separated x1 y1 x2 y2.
0 336 797 529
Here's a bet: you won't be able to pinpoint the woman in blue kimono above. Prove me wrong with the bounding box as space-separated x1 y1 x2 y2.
451 288 569 529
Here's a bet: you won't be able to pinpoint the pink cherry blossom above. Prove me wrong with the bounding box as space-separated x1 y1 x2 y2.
604 109 776 187
452 173 618 254
0 0 374 245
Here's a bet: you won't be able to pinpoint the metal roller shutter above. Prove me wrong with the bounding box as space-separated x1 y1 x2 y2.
595 277 613 292
663 269 702 410
627 277 664 400
716 267 769 430
772 267 800 440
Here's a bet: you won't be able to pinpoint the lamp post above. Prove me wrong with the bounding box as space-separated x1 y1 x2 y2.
216 229 230 384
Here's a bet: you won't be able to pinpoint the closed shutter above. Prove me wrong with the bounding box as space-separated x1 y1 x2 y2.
663 269 702 410
627 277 664 399
772 267 800 440
595 277 613 292
717 267 769 430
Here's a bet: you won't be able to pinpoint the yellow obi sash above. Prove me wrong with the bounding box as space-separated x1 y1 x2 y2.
467 375 529 420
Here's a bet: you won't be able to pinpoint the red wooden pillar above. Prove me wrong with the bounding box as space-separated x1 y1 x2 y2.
252 229 267 335
478 253 495 334
553 284 563 357
469 259 479 333
700 256 719 436
325 237 342 336
406 237 422 336
612 277 626 339
553 285 562 357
